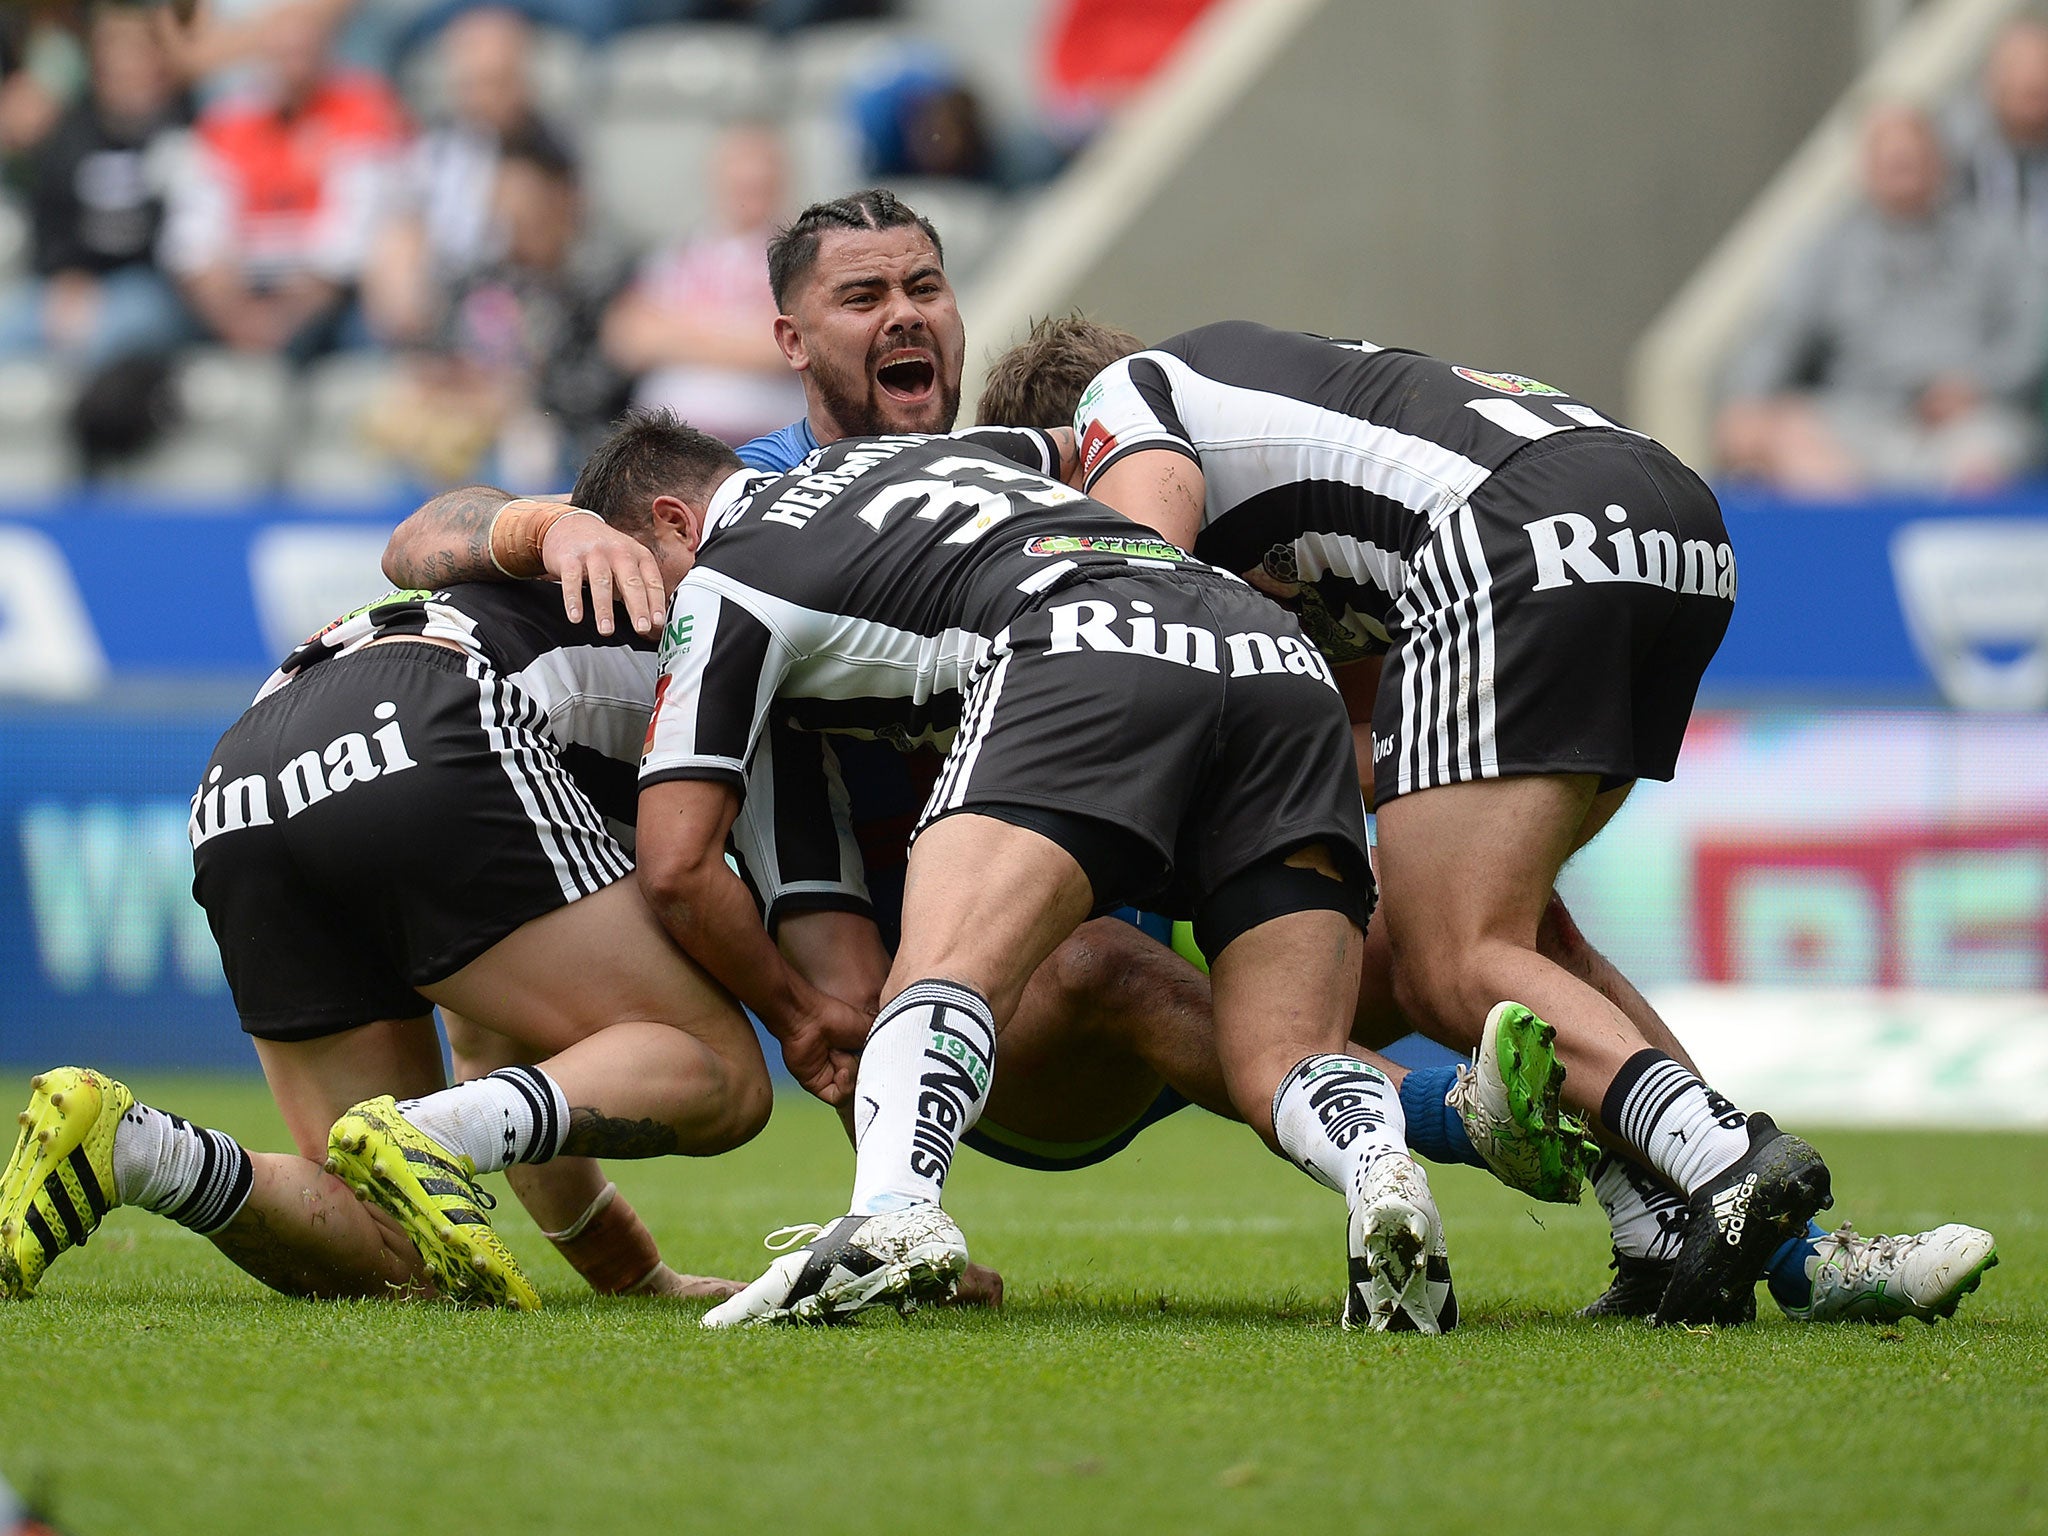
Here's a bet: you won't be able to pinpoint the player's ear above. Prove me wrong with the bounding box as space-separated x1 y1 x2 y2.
774 314 807 371
651 493 705 552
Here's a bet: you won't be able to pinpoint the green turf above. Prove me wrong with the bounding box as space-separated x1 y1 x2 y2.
2 1073 2043 1536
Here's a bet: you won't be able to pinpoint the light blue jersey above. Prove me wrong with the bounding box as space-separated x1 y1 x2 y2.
735 417 820 474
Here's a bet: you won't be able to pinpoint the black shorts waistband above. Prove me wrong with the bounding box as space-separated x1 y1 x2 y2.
1027 559 1242 609
1493 424 1639 476
294 639 476 684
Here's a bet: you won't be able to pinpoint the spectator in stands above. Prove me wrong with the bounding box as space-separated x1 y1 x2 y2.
369 124 629 484
153 0 355 95
0 3 86 161
849 49 995 185
1716 103 2046 497
158 0 407 360
600 119 801 445
847 44 1061 192
1946 16 2048 255
0 5 189 368
361 4 569 343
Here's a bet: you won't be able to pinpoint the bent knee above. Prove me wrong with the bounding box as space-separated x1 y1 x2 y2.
701 1060 773 1154
1049 918 1197 1028
1388 937 1502 1042
1536 893 1591 970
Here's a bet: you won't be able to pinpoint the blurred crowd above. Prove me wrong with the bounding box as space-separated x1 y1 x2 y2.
1718 17 2048 498
0 0 1212 493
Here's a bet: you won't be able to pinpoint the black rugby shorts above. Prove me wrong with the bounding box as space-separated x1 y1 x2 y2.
1372 429 1733 806
914 568 1373 920
191 643 631 1041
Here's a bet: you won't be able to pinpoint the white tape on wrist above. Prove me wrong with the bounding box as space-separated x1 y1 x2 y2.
539 1180 618 1243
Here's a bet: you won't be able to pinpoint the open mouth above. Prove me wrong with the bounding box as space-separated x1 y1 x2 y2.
876 354 937 401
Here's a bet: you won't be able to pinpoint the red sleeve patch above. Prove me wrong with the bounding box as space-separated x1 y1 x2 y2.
642 673 672 758
1080 419 1119 477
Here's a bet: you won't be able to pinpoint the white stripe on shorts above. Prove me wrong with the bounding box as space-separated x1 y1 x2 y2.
473 660 630 901
1393 504 1499 794
928 644 1013 820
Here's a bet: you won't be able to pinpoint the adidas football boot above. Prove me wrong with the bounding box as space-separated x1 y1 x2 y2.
326 1096 539 1311
1782 1222 1998 1324
0 1068 130 1300
1654 1112 1830 1327
1343 1152 1455 1334
1445 1002 1603 1204
701 1204 968 1328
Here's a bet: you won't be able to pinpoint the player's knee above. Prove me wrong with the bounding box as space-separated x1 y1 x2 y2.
705 1059 773 1153
1536 892 1592 973
1387 934 1473 1037
1047 920 1142 1022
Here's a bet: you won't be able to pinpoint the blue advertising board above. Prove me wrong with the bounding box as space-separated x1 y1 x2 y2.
1709 487 2048 706
1 484 2044 1072
0 706 247 1068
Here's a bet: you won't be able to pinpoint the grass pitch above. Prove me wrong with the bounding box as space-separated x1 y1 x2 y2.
1 1074 2043 1536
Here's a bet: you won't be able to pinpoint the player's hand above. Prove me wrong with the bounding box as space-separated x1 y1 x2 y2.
634 1266 746 1301
778 988 868 1107
539 508 667 638
944 1261 1004 1310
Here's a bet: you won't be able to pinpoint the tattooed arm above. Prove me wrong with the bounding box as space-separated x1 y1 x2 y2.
381 483 514 591
381 483 669 637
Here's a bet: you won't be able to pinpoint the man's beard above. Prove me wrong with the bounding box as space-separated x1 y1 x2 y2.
809 345 961 439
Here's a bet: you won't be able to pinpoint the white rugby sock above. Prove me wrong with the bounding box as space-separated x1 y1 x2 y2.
398 1066 569 1174
112 1103 253 1235
1592 1153 1688 1262
848 980 995 1216
1601 1050 1751 1197
1270 1054 1407 1195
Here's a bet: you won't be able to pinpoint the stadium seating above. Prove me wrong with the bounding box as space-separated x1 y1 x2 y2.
0 358 78 501
602 24 776 115
0 9 1045 498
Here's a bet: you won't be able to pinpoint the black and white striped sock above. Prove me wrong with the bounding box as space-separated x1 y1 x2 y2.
112 1104 254 1236
1600 1050 1751 1198
1592 1153 1688 1262
398 1066 569 1174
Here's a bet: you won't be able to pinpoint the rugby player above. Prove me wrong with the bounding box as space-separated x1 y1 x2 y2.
609 410 1484 1329
975 315 1999 1327
1 553 777 1311
382 195 1608 1221
388 411 1614 1330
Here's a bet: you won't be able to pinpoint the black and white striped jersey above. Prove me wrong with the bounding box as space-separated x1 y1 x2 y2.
640 428 1207 790
1072 320 1635 661
264 583 659 831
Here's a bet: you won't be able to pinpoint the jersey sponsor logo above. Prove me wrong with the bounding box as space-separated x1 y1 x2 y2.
1044 596 1337 688
1453 366 1566 397
910 1014 994 1182
1079 418 1119 476
1372 733 1396 764
662 612 694 659
1295 1057 1392 1151
1025 533 1187 563
188 700 418 848
1524 511 1736 600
